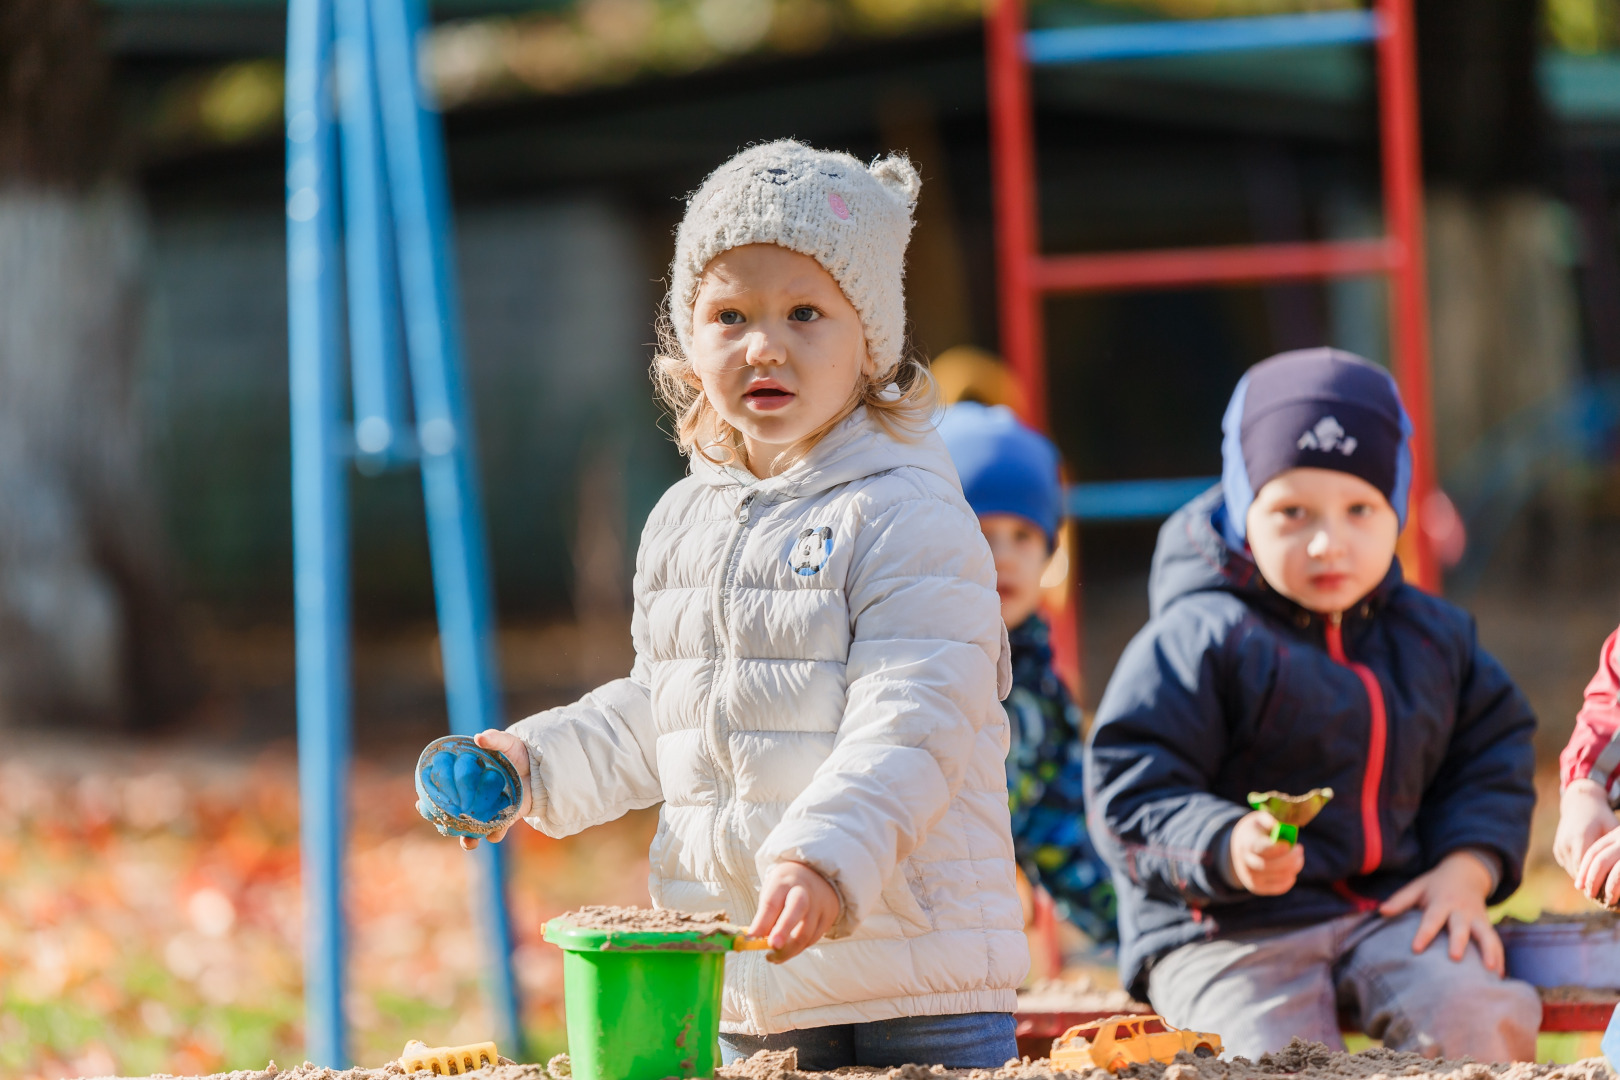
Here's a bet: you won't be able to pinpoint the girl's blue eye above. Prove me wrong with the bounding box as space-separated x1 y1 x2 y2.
790 306 820 322
718 310 744 326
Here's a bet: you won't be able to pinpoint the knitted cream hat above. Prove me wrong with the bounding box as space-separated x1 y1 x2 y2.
669 139 922 381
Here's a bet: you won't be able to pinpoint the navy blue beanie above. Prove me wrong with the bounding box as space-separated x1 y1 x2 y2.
937 402 1063 548
1221 348 1413 547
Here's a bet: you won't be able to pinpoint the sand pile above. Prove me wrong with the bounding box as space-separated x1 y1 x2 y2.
546 905 744 935
106 1037 1620 1080
713 1040 1616 1080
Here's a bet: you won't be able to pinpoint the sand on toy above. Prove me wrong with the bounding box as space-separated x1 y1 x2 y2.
546 904 745 936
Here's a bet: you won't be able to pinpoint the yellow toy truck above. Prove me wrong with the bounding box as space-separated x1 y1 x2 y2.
1049 1014 1221 1072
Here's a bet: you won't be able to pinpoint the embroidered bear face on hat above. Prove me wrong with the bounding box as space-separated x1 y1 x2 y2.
668 139 922 383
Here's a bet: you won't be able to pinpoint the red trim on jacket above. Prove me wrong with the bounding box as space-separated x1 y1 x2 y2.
1326 615 1387 876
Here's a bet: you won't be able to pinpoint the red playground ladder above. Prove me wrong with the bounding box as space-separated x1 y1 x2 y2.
986 1 1442 611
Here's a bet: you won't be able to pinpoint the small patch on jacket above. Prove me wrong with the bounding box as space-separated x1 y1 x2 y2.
789 527 834 576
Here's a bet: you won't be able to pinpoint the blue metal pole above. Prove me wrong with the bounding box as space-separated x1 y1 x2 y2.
286 0 351 1067
335 0 409 469
369 0 525 1055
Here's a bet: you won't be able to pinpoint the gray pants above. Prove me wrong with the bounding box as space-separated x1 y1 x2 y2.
1147 910 1540 1061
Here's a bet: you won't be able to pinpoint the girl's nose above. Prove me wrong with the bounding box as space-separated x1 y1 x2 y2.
744 330 785 366
1306 528 1336 560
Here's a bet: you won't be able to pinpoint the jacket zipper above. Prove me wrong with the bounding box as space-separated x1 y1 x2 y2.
1324 612 1387 877
708 488 762 1020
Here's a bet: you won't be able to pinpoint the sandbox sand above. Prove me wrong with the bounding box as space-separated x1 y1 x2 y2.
130 1039 1614 1080
546 905 744 935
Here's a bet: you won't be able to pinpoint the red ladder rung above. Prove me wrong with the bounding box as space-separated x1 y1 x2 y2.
1031 238 1401 295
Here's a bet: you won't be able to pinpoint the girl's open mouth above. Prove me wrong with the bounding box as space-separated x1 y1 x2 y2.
744 384 794 410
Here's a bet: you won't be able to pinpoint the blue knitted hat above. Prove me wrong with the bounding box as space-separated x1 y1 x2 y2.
1221 348 1413 548
937 402 1063 548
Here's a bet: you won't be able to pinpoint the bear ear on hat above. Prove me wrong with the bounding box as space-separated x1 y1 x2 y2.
870 154 921 210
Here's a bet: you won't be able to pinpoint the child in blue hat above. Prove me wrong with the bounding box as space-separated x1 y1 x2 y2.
938 402 1116 945
1085 349 1538 1060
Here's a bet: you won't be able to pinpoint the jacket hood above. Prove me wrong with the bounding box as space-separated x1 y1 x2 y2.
1149 486 1265 620
689 406 961 502
1148 485 1403 622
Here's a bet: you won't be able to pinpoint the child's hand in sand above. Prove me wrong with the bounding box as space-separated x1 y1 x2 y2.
1379 849 1503 975
1556 779 1620 893
749 861 840 964
1228 810 1304 895
458 730 532 852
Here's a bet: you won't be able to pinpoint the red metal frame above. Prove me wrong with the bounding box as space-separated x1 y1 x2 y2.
987 0 1442 612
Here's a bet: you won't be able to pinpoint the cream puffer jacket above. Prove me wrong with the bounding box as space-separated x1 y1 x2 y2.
508 408 1028 1034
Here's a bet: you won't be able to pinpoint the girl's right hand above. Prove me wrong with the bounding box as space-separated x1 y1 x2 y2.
1555 779 1619 880
1228 810 1305 896
458 730 532 851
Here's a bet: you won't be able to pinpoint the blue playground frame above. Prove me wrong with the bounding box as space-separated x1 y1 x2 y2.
286 0 523 1065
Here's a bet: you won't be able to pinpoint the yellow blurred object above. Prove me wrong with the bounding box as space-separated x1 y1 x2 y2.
399 1039 500 1075
733 934 773 950
931 345 1025 414
1049 1014 1221 1073
1247 787 1334 845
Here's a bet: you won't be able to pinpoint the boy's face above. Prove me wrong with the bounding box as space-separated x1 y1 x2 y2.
690 244 870 474
980 513 1050 629
1245 467 1399 616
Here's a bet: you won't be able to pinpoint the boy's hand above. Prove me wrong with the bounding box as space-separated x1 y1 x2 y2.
748 861 840 963
1228 811 1305 895
457 730 531 852
1556 779 1619 882
1379 850 1503 975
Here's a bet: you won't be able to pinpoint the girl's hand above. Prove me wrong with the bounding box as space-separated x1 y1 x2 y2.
748 861 840 963
1556 779 1619 880
1379 850 1503 975
1575 823 1620 908
1228 811 1305 895
458 730 532 852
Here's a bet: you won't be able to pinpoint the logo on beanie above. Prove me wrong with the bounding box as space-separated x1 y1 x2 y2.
828 192 850 219
789 527 834 576
1297 416 1358 456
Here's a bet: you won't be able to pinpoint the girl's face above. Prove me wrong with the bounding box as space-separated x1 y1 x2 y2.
1244 467 1399 616
691 243 870 477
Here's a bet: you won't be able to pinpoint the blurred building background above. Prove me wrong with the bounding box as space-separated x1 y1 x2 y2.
7 0 1620 749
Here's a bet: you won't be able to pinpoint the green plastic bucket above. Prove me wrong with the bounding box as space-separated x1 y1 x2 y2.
543 920 742 1080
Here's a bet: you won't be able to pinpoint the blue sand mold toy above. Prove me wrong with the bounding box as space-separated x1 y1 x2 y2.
415 735 524 839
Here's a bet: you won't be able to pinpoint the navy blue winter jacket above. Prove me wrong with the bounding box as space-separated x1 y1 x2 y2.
1085 488 1537 998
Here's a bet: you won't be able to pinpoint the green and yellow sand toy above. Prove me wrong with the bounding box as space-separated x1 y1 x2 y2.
1247 787 1334 846
543 906 770 1080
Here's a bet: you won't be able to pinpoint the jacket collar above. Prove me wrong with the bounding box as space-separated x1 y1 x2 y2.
687 407 961 503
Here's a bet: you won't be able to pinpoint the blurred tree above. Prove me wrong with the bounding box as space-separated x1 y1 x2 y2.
1415 0 1579 510
0 0 188 727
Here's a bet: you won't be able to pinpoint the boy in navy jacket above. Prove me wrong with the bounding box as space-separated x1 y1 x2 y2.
1086 350 1538 1060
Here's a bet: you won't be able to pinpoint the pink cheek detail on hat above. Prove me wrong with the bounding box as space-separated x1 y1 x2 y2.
828 192 850 219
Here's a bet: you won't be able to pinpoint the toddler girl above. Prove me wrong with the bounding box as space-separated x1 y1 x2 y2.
459 141 1027 1068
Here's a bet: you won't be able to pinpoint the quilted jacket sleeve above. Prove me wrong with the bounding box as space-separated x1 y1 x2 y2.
756 484 1007 937
1416 621 1537 905
1561 628 1620 798
1084 610 1251 908
506 583 662 839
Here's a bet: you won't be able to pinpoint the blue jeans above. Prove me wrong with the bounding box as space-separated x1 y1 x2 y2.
719 1012 1017 1070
